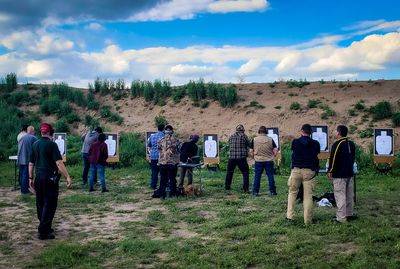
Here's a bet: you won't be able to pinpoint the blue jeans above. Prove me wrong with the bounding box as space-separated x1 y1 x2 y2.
19 164 29 194
149 160 160 189
252 161 276 195
89 164 106 190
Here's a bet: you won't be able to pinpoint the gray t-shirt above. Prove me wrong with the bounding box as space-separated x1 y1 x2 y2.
17 134 38 165
81 131 100 153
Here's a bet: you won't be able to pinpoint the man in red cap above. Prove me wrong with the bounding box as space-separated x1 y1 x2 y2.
29 123 71 240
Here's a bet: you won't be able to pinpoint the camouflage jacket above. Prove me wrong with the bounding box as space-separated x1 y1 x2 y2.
158 134 180 165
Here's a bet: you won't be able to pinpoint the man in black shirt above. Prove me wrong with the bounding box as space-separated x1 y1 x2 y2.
328 125 356 223
29 123 71 240
286 124 320 225
178 134 199 190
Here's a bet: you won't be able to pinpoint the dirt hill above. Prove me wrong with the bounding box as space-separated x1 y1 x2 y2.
20 80 400 151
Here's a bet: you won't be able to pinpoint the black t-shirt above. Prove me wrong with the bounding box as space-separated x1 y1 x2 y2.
180 141 198 163
30 137 62 174
291 136 320 171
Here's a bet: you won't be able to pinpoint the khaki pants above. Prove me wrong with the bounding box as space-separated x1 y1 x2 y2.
333 177 354 222
287 168 316 224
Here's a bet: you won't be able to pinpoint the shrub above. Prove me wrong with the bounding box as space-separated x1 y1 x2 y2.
354 101 365 110
369 101 392 120
200 100 210 109
154 115 168 127
84 115 99 128
348 109 357 117
392 112 400 127
40 86 49 98
119 133 146 166
40 96 62 115
256 90 263 95
307 99 320 108
286 79 310 88
290 102 300 110
54 119 69 132
274 105 281 109
0 73 18 92
65 112 80 123
349 125 357 134
245 101 265 109
6 91 30 106
319 79 325 84
109 113 124 125
172 87 186 103
100 106 112 118
359 128 373 138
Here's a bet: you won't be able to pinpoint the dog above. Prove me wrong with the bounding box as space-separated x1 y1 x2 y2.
183 184 203 196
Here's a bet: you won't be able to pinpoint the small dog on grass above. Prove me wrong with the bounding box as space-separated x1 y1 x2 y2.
183 184 203 196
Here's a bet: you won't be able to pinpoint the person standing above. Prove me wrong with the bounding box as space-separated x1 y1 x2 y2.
152 125 180 198
81 127 102 185
29 123 71 240
17 124 28 142
178 134 199 190
328 125 356 223
17 126 37 194
147 124 165 189
251 126 278 196
225 124 251 193
88 133 109 193
286 124 320 225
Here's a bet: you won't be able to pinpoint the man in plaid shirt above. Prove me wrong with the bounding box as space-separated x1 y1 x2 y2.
147 124 165 189
225 124 251 192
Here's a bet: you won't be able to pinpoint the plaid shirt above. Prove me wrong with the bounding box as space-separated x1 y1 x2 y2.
228 132 250 159
147 131 165 160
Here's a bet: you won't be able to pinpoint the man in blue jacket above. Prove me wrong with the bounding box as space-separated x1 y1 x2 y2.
328 125 356 223
286 124 320 225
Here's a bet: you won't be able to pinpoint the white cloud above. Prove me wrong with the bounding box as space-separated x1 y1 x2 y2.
275 52 302 73
208 0 268 13
81 45 130 75
170 64 214 76
22 60 53 77
130 0 268 22
0 31 33 49
32 35 74 54
85 22 104 31
237 59 262 76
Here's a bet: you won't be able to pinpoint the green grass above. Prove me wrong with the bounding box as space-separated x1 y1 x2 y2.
0 163 399 269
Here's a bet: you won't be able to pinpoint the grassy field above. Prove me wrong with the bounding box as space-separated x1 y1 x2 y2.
0 162 399 269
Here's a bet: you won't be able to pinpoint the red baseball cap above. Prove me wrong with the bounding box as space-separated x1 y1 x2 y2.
40 123 54 134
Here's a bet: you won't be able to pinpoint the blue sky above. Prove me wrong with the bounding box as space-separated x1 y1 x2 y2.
0 0 399 87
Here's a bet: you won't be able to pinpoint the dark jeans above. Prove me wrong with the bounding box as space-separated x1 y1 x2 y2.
19 164 30 194
35 172 59 235
158 164 178 197
225 158 249 191
149 160 160 189
252 161 276 194
178 166 193 188
82 153 96 184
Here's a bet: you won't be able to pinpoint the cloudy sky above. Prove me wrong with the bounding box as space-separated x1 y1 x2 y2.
0 0 399 87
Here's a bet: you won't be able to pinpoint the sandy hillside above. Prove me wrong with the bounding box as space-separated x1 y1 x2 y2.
85 80 399 150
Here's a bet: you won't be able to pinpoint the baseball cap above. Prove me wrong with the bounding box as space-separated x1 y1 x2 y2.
40 123 54 134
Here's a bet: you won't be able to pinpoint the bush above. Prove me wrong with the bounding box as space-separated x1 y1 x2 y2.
84 115 99 128
54 119 69 133
5 91 30 106
119 133 146 166
0 73 18 92
100 106 112 118
369 101 392 120
290 102 300 110
307 99 320 108
172 87 186 103
154 115 168 127
359 128 373 138
200 100 210 109
354 101 365 110
40 96 62 115
245 101 265 109
392 112 400 127
286 79 310 88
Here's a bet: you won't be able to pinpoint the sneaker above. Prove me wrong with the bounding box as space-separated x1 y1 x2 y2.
38 233 55 240
332 217 347 223
346 215 358 221
101 188 109 193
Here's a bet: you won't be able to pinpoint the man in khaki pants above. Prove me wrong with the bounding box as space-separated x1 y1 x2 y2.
327 125 356 223
286 124 320 225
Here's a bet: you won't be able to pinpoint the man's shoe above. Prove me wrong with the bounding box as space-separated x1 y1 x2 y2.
101 188 109 193
88 188 95 192
270 192 278 196
347 215 358 221
332 217 347 223
225 186 231 191
38 233 55 240
285 217 293 222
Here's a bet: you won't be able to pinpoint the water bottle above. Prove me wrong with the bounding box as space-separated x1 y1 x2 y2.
353 162 358 174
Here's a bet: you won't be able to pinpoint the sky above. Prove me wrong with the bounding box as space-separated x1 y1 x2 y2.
0 0 399 87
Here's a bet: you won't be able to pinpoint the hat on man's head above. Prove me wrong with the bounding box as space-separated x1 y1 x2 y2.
40 123 54 135
94 127 103 133
236 124 245 133
190 134 199 142
301 124 312 135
